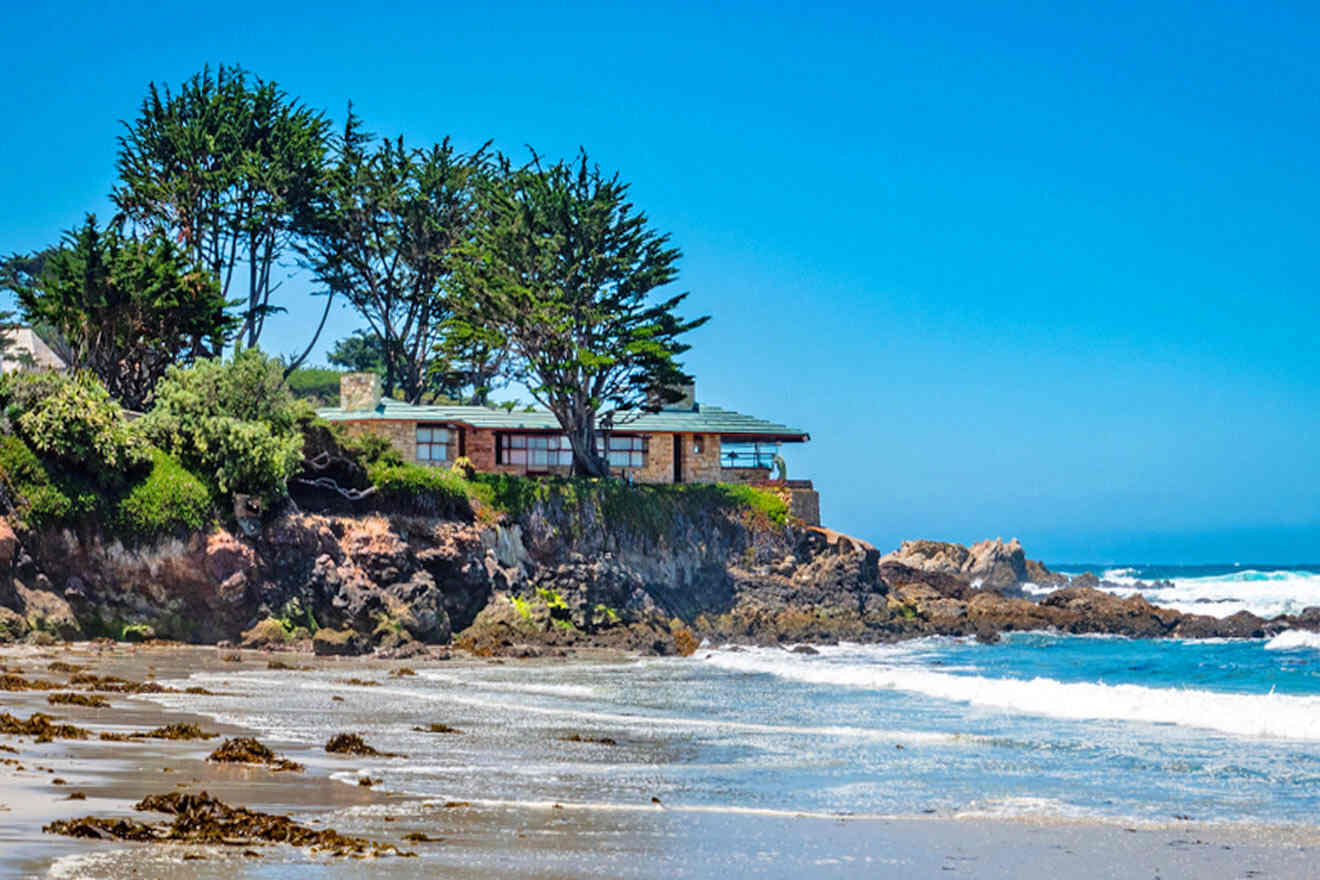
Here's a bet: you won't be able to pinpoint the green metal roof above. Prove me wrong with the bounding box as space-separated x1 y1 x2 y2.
316 399 808 441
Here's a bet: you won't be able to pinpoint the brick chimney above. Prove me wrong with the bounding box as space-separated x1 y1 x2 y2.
339 373 382 412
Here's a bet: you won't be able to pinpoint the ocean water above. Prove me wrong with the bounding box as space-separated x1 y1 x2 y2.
136 635 1320 830
1033 562 1320 618
50 565 1319 876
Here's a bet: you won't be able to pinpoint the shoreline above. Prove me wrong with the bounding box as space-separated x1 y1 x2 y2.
3 642 1318 878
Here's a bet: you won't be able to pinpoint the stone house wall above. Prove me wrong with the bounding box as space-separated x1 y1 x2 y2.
634 433 673 483
718 467 773 484
686 433 723 483
466 428 497 471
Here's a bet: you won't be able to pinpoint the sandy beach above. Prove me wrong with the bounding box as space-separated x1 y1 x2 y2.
2 641 1317 879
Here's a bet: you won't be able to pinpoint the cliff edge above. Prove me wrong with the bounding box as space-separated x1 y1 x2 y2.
0 496 1310 655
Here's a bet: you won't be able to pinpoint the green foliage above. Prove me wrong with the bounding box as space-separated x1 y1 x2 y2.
0 434 101 527
285 367 342 405
461 474 788 534
139 349 304 501
278 599 318 635
115 449 212 536
536 588 568 611
120 623 155 642
365 460 470 515
459 149 708 476
114 63 332 354
510 595 533 622
713 484 790 527
327 329 386 373
338 426 403 468
297 112 490 403
0 372 150 489
3 216 232 409
0 415 212 537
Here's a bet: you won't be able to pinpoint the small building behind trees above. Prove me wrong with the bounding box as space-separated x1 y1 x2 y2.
1 327 67 373
319 373 819 524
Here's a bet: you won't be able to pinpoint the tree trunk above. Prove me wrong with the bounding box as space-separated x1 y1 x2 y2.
558 407 609 478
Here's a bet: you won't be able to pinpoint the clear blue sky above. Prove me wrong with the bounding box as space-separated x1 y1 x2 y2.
3 0 1318 563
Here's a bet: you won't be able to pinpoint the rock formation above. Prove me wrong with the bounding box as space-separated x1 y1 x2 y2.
0 497 1312 653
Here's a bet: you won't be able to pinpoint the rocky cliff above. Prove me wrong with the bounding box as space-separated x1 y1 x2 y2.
0 499 1312 654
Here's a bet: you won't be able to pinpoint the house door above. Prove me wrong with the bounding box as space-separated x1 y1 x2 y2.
672 435 684 483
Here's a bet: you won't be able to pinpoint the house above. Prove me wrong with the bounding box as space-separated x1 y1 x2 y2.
317 373 820 524
1 327 67 374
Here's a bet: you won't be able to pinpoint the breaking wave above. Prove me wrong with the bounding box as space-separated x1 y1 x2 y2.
1028 568 1320 619
1265 630 1320 652
702 648 1320 741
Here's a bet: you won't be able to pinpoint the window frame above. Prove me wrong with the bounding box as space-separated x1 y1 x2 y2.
720 440 780 469
496 432 647 470
415 423 455 466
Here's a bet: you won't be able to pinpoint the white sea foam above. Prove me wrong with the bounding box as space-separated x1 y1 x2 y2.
416 669 966 744
47 852 118 879
1028 569 1320 619
703 649 1320 741
1265 630 1320 652
952 795 1093 822
340 795 903 821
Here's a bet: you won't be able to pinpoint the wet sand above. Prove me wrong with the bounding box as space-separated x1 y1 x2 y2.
2 642 1316 879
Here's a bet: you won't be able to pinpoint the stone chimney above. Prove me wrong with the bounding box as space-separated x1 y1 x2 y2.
339 373 382 412
662 382 696 412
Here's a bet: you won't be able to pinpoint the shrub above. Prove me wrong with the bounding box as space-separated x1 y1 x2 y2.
0 434 102 528
0 372 149 489
140 349 304 501
340 429 403 468
115 449 212 535
366 460 470 515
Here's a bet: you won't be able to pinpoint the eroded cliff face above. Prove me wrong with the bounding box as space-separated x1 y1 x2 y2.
0 503 1311 654
0 497 874 653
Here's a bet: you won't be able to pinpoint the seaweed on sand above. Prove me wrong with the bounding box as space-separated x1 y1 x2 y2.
324 733 405 758
47 692 110 708
100 723 219 742
412 723 462 734
0 712 91 741
207 737 303 772
0 673 60 691
44 790 415 856
68 673 173 694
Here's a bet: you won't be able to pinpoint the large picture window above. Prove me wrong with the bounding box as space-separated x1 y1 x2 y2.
603 435 646 468
497 433 647 469
721 441 779 469
498 433 574 468
416 425 453 465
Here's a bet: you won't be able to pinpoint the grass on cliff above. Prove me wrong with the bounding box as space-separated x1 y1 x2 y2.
466 473 789 535
353 450 788 537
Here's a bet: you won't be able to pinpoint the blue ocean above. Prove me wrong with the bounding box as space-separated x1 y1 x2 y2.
129 563 1320 838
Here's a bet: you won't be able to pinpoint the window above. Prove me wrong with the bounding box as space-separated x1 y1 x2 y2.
497 433 647 469
498 433 573 468
604 435 646 468
416 425 452 465
721 441 779 469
